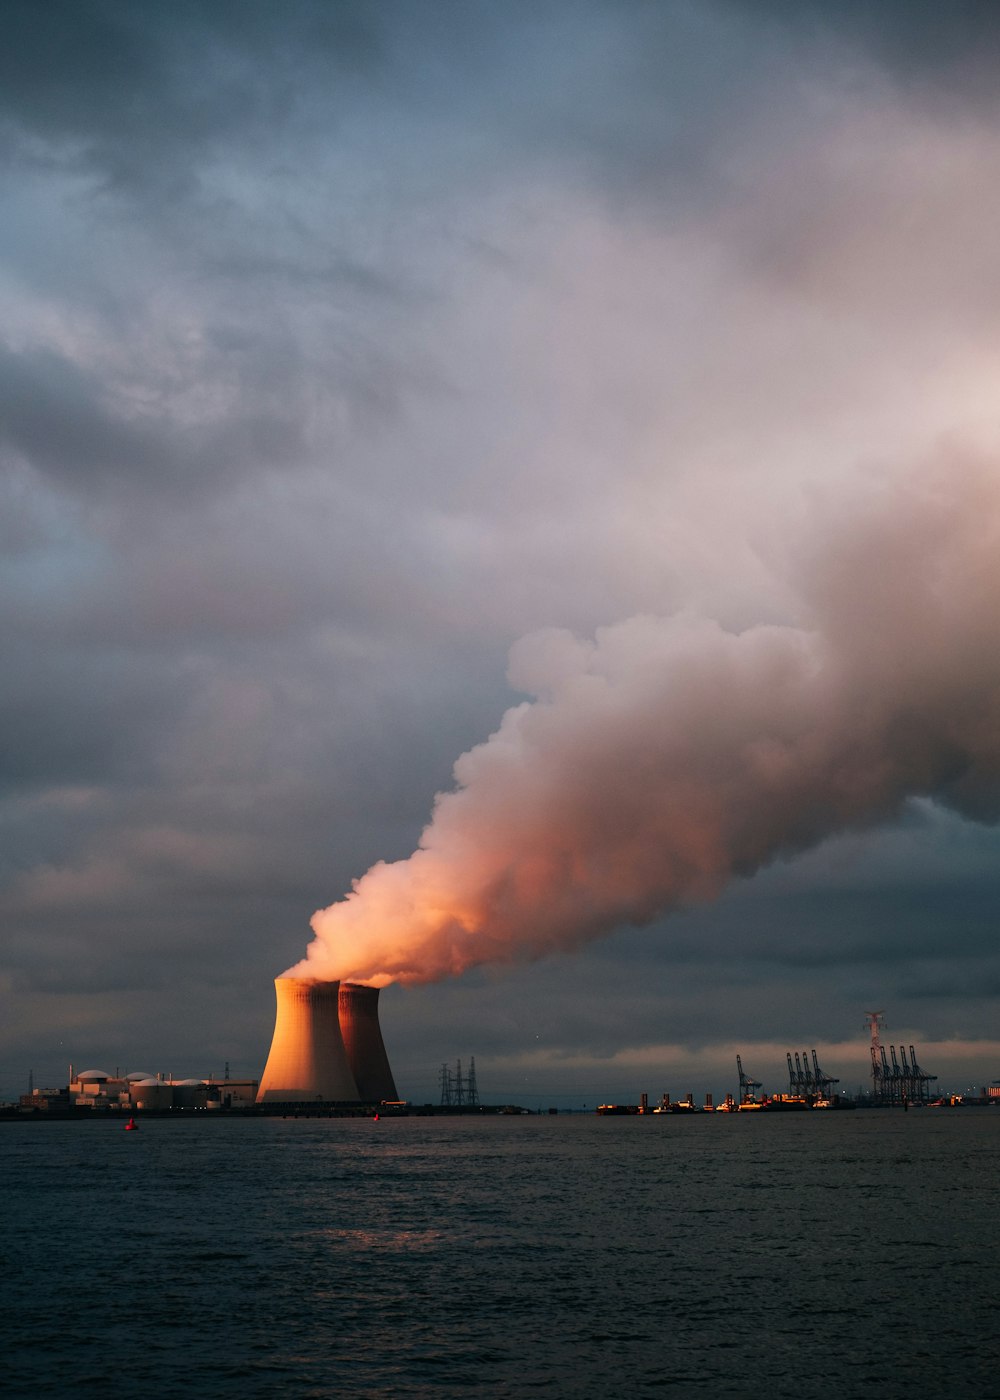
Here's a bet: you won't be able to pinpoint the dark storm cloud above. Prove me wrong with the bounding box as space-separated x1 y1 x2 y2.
0 343 303 499
0 0 386 187
739 0 1000 87
0 1 821 226
0 642 177 792
2 0 997 217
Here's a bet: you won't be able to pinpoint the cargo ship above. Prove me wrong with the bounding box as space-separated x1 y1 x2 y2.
737 1094 808 1111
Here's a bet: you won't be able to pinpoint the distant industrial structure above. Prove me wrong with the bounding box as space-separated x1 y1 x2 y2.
16 974 403 1114
256 977 399 1104
785 1049 840 1098
11 994 981 1118
737 1054 762 1102
19 1069 258 1112
438 1057 479 1107
865 1011 938 1105
338 982 399 1102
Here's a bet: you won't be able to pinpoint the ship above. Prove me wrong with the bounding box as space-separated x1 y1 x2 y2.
737 1094 808 1112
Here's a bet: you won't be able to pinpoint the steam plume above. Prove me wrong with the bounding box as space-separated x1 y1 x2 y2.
290 460 1000 986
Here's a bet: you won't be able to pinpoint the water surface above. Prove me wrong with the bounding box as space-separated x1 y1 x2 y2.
3 1111 998 1398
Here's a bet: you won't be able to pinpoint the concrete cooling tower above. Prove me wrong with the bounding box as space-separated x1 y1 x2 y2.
338 982 399 1103
256 977 360 1104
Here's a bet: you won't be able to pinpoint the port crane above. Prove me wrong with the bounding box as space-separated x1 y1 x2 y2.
784 1048 840 1100
737 1054 762 1104
908 1045 936 1102
865 1012 938 1104
811 1048 839 1098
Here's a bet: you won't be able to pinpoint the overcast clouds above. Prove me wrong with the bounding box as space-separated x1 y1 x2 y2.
3 1 1000 1105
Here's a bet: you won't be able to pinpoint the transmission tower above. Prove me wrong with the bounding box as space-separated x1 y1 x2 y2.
466 1056 480 1107
438 1062 453 1107
453 1058 465 1107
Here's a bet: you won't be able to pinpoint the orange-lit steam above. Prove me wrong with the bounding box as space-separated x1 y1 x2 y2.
289 460 1000 987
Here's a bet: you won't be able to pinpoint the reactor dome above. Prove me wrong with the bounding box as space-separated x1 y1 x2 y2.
77 1069 111 1081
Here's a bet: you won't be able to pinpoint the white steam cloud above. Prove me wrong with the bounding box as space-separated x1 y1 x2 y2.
290 458 1000 985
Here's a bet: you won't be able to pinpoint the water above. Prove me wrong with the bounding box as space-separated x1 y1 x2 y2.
3 1111 998 1399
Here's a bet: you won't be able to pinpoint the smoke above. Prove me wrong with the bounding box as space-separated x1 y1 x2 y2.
290 457 1000 986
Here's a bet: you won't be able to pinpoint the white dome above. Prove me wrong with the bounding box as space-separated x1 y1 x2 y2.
126 1071 154 1082
77 1069 111 1081
173 1078 206 1087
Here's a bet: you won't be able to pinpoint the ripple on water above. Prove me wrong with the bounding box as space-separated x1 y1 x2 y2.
1 1114 999 1398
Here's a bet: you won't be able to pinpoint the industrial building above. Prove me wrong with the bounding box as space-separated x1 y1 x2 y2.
338 982 398 1102
12 975 401 1114
256 976 399 1105
17 1070 258 1112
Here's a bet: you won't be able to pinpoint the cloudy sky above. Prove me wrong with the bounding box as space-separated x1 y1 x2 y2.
3 1 1000 1106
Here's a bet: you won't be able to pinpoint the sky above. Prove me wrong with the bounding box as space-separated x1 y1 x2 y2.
3 0 1000 1107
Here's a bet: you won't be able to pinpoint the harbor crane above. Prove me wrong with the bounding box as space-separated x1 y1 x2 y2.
737 1054 762 1104
811 1049 839 1098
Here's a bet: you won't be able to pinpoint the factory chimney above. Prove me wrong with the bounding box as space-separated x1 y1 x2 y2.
257 977 360 1103
338 982 399 1103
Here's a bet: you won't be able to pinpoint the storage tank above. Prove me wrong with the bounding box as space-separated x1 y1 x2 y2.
129 1079 174 1110
338 982 399 1103
257 977 360 1103
172 1078 209 1109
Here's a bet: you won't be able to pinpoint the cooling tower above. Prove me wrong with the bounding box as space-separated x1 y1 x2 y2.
338 982 399 1103
256 977 360 1103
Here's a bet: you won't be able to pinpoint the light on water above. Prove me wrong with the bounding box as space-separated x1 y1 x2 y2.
3 1113 999 1398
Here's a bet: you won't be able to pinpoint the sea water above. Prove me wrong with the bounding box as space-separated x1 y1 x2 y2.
2 1111 998 1399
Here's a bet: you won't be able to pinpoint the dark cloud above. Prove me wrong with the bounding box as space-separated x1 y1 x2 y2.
739 0 1000 86
0 343 304 502
0 0 387 191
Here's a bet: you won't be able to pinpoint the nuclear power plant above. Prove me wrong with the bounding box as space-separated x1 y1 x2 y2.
256 976 399 1105
338 982 398 1102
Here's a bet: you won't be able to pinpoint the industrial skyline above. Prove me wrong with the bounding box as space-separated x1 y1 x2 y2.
7 1008 991 1114
3 3 1000 1104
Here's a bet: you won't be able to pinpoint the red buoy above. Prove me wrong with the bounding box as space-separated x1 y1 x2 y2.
125 1117 138 1131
